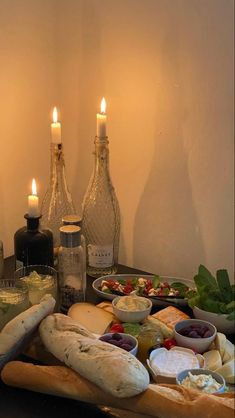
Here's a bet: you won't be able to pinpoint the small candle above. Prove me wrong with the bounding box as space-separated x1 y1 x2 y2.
28 178 39 217
96 97 107 137
51 107 61 144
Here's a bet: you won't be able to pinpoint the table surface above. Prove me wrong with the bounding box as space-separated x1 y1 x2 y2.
0 257 233 418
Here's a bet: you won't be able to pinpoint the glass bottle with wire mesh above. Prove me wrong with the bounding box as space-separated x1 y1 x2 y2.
41 143 76 252
82 136 120 277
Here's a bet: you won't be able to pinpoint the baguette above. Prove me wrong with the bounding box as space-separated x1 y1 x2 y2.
2 361 234 418
39 313 150 398
0 294 55 369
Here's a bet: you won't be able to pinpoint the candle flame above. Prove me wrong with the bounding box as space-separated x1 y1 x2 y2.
53 107 58 123
100 97 106 114
32 178 37 195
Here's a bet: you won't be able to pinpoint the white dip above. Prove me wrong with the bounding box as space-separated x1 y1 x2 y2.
181 372 221 393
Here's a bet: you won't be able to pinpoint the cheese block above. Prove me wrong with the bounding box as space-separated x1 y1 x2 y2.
222 339 235 364
67 302 114 334
215 359 235 384
203 350 222 371
96 301 113 314
214 333 227 358
145 316 173 338
152 306 190 330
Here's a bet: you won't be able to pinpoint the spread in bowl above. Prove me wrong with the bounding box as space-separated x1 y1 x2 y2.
116 295 150 311
176 369 225 394
181 371 221 393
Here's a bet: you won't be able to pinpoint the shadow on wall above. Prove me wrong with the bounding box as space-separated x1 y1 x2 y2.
133 16 206 279
133 127 205 279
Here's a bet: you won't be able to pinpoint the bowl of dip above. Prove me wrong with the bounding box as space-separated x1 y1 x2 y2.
176 368 225 394
112 295 152 323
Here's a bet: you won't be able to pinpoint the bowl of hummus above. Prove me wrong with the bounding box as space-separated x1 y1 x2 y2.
176 368 225 394
112 295 152 323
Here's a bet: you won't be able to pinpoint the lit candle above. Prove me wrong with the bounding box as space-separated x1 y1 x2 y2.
51 107 61 144
28 178 39 217
96 97 107 137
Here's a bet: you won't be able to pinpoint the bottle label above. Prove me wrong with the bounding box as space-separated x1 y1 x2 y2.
88 244 113 268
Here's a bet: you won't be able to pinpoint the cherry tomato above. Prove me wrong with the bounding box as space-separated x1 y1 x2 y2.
163 338 177 350
110 323 124 333
123 284 133 294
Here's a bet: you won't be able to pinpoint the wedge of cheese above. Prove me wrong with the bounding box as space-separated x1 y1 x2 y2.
152 306 190 330
222 339 235 364
214 333 227 358
215 359 235 384
203 350 222 371
68 303 114 335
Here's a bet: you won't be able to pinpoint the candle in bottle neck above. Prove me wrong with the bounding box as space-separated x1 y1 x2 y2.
51 107 61 144
28 178 39 217
96 97 107 137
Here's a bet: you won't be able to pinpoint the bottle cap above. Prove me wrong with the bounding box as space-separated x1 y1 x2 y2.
62 214 82 227
59 225 81 248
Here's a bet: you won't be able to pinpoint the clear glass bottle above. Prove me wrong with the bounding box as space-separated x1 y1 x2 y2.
58 225 86 313
0 241 4 278
82 136 120 277
41 143 76 251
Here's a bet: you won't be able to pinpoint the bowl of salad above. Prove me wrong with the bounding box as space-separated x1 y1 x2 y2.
92 274 195 307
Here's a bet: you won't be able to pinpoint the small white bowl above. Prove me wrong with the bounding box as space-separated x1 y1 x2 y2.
112 296 152 323
193 306 235 334
174 319 216 354
99 332 138 356
176 368 226 394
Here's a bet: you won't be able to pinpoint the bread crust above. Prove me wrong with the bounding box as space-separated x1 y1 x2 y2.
1 361 234 418
39 313 150 397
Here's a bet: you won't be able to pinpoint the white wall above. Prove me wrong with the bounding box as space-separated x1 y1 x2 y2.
0 0 57 256
58 0 234 279
0 0 234 280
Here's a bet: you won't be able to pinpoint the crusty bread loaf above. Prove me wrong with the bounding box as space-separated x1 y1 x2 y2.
1 361 234 418
39 313 149 397
0 295 56 368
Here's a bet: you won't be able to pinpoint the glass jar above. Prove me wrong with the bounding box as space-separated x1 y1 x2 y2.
58 225 86 313
137 323 163 364
0 279 30 330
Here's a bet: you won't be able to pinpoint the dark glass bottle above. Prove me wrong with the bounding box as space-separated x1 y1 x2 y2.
14 215 54 269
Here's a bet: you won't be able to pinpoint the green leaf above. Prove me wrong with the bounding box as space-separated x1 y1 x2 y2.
198 265 217 288
152 275 160 289
188 295 201 309
216 269 233 303
226 311 235 321
171 282 189 297
117 278 127 285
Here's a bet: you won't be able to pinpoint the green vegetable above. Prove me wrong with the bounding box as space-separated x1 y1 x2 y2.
123 322 142 337
152 275 160 289
171 282 189 297
188 265 235 320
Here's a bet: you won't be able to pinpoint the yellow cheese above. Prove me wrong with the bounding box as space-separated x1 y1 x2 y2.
203 350 222 371
215 359 235 384
222 339 235 364
152 306 190 330
214 333 227 358
68 303 114 335
145 316 174 338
